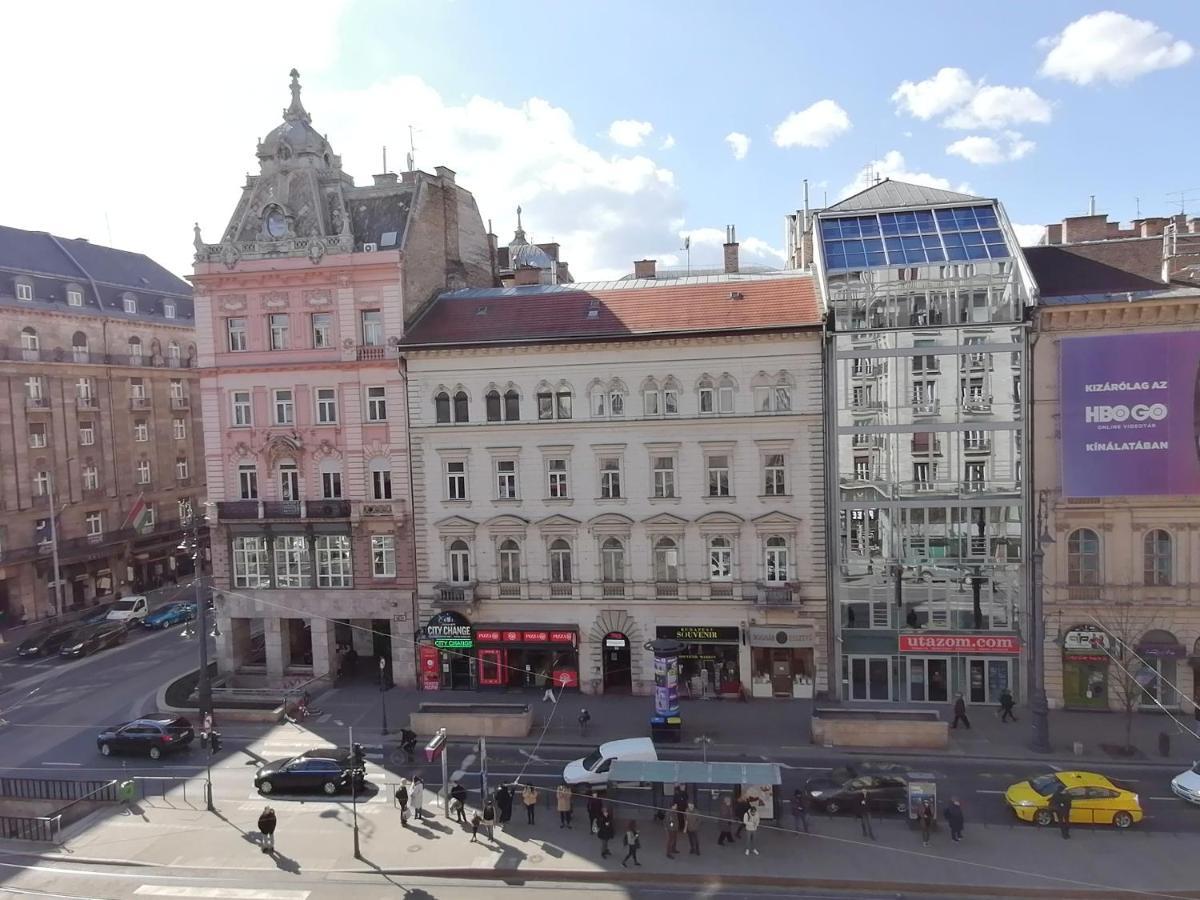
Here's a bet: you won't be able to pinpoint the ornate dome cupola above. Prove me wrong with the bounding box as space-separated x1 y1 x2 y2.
507 206 553 271
257 69 336 168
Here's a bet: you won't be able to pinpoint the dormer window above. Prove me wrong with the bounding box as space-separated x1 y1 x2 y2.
67 288 83 307
16 282 32 301
123 294 138 314
164 301 176 319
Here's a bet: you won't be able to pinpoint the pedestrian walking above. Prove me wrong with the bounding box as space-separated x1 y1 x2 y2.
857 790 875 840
450 780 468 825
999 688 1018 723
597 807 615 858
918 799 934 846
733 793 749 838
482 799 496 841
395 781 410 827
742 804 760 856
522 783 539 825
672 783 688 811
943 797 965 842
684 802 701 855
411 776 425 821
664 806 679 857
496 784 512 824
791 788 810 833
586 789 603 832
470 811 483 842
621 820 642 867
541 671 557 703
951 693 972 729
556 783 573 828
257 805 277 854
717 794 735 846
1052 791 1072 840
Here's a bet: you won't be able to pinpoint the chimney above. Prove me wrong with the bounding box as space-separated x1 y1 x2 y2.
723 225 739 274
1061 214 1108 243
513 265 542 286
1140 217 1169 238
373 172 399 187
1045 223 1063 245
435 165 456 184
1190 217 1200 235
633 258 657 279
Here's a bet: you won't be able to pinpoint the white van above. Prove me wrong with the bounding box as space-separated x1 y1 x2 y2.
106 595 149 627
563 737 658 786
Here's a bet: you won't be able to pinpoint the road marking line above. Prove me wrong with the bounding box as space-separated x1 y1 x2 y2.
316 713 332 724
975 790 1006 794
1148 796 1176 800
134 887 310 899
42 762 82 767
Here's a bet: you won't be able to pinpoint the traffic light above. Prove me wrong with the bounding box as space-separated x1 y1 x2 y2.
352 743 366 768
209 731 222 753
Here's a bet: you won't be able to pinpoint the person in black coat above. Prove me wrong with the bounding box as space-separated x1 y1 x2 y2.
450 781 468 824
944 797 965 842
1052 791 1072 839
496 784 513 824
586 789 604 832
257 805 277 853
951 693 971 729
395 782 409 826
999 689 1018 723
596 807 616 858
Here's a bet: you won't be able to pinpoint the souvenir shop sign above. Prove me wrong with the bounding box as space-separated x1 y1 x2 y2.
424 611 473 649
656 625 740 644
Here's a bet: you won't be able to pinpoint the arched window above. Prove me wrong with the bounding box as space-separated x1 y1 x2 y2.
504 389 520 421
642 377 661 416
697 375 716 414
435 391 451 424
498 539 521 583
1144 529 1172 586
20 326 39 351
549 538 573 583
653 536 678 582
449 539 471 583
601 537 625 583
453 390 469 423
485 390 502 422
167 340 180 360
1067 528 1100 586
72 331 89 362
277 461 300 501
128 336 143 361
765 536 789 583
709 536 732 580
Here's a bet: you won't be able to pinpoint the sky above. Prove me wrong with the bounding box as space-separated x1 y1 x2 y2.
2 1 1198 281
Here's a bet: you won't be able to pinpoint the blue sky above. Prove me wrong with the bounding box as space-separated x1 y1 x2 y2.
2 1 1197 279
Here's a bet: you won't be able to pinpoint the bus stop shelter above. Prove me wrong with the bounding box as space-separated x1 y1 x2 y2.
608 760 783 820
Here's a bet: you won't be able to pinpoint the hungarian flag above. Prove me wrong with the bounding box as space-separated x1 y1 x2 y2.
121 493 153 534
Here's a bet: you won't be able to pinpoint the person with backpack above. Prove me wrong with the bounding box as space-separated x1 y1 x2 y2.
394 781 409 827
621 820 641 867
450 780 468 825
482 798 496 841
257 805 277 854
742 803 761 856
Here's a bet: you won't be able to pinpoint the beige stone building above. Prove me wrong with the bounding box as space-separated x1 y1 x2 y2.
1028 210 1200 716
0 225 202 625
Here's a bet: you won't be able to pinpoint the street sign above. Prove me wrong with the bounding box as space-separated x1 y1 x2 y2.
424 728 447 762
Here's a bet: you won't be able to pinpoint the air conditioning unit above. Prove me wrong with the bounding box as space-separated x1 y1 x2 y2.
363 242 377 253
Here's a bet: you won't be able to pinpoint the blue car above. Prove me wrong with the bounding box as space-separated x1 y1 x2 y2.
141 601 197 630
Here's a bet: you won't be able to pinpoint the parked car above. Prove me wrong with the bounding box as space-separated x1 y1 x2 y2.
1170 762 1200 806
97 716 195 760
1004 771 1142 828
255 752 363 795
142 601 197 630
803 770 911 815
105 595 149 628
81 603 116 626
59 621 128 658
16 625 77 658
563 737 658 786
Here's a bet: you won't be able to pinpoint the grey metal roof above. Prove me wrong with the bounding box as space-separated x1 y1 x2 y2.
440 270 805 300
609 760 782 786
619 265 780 281
824 179 983 214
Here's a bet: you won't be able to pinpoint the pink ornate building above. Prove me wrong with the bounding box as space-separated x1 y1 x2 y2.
193 70 491 687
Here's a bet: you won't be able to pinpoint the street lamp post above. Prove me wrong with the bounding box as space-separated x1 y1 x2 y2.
181 502 216 811
379 655 389 736
1028 490 1053 754
45 473 65 619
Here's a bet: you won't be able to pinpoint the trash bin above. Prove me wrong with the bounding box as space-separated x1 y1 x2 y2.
649 715 682 743
118 780 136 803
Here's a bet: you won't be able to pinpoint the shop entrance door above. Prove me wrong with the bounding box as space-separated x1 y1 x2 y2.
849 656 891 701
603 633 632 693
478 648 505 687
447 650 472 690
907 657 949 702
968 658 1011 704
770 650 793 696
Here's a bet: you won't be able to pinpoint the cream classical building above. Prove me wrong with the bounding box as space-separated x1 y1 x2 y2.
400 271 828 698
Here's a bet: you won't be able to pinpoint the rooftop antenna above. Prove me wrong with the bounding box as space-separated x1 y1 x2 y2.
407 125 418 172
1166 188 1200 216
1135 197 1141 217
680 235 691 276
104 212 113 246
382 146 387 173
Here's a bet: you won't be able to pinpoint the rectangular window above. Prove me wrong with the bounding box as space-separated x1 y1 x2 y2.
371 535 396 578
446 461 467 500
273 535 312 588
556 391 573 420
774 385 792 411
134 420 149 442
653 456 675 498
600 457 622 499
322 470 342 499
371 467 392 501
34 470 50 496
279 465 299 501
77 378 94 401
16 282 33 301
644 391 660 416
79 423 95 447
173 418 186 440
26 376 44 401
232 536 270 588
28 423 47 449
699 387 714 414
179 499 193 523
707 455 730 497
163 301 176 319
311 313 333 348
83 465 99 491
913 461 934 491
67 289 83 307
754 386 771 412
227 317 247 352
315 387 338 424
238 464 259 499
136 459 151 484
85 511 103 536
361 309 383 346
124 296 138 314
273 389 294 425
269 314 289 350
315 535 352 587
129 378 146 400
709 541 732 580
663 389 679 415
232 391 252 426
764 454 786 495
170 379 185 400
547 458 569 498
537 392 554 420
175 458 189 480
964 461 986 491
495 459 518 499
609 392 625 416
366 386 387 422
718 386 735 413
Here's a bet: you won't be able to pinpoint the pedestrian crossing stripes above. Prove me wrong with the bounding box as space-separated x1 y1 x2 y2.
134 887 310 900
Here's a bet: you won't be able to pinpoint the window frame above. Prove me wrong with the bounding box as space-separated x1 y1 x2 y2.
600 456 623 499
311 312 333 349
764 453 787 496
653 536 679 582
764 536 790 583
135 459 151 485
79 422 95 447
446 460 468 501
273 389 294 426
1143 529 1172 587
314 535 353 588
652 455 676 499
706 453 731 497
133 420 150 442
232 390 253 427
549 538 573 583
274 535 312 588
173 418 186 440
448 539 471 583
369 461 393 501
1067 528 1101 586
709 536 733 581
268 313 290 351
232 536 270 588
498 539 521 583
175 457 190 480
67 288 84 307
372 534 396 579
315 387 338 425
364 385 387 422
227 317 248 352
360 309 383 347
82 464 99 491
495 459 518 500
238 464 259 500
547 458 569 499
601 537 625 583
16 282 33 301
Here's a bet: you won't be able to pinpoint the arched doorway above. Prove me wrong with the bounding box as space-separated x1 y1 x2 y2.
603 632 632 693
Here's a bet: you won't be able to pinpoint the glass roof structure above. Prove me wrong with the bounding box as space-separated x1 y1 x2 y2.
820 205 1010 271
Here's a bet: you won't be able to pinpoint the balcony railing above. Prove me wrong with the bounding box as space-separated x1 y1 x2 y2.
962 397 993 414
215 499 371 521
708 581 735 600
549 582 574 599
356 345 385 361
753 581 797 606
76 396 98 411
434 582 476 607
129 396 150 410
170 397 190 410
25 397 50 411
911 400 940 416
963 437 992 453
497 582 522 599
601 582 626 598
655 581 680 599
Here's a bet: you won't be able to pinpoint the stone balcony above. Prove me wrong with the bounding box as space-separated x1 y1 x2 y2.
215 499 406 524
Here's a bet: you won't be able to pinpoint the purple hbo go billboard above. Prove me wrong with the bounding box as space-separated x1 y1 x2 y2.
1060 332 1200 497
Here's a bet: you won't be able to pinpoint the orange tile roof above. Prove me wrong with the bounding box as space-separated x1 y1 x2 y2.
402 275 821 347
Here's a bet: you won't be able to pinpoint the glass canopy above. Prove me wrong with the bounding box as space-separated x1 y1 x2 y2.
820 205 1010 271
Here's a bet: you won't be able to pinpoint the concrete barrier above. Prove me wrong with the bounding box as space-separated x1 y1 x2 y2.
409 702 533 738
811 707 949 750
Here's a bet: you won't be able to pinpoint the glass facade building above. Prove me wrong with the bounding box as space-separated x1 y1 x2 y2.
815 182 1038 705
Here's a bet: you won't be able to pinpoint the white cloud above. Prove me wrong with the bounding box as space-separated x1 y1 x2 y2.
724 131 751 160
741 236 787 263
659 134 676 150
773 100 852 148
1040 11 1194 85
892 68 1052 130
892 67 976 120
608 119 654 147
946 131 1035 165
840 150 972 199
1012 223 1047 246
677 227 785 268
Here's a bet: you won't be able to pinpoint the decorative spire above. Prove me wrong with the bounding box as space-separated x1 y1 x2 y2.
512 205 527 244
283 68 310 124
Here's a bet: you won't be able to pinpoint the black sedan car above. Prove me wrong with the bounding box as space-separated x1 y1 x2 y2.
97 716 194 759
255 750 364 796
80 603 116 626
16 625 77 658
58 621 127 658
803 771 911 815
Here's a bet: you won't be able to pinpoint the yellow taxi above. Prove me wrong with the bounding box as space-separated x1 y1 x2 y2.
1004 771 1142 829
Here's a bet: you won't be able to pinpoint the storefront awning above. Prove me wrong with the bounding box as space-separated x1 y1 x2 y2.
610 760 781 786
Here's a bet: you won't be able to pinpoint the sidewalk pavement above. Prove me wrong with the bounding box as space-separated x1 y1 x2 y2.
26 785 1200 897
322 681 1200 767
